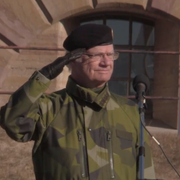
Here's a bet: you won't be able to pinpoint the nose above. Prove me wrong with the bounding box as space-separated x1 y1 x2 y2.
100 54 112 65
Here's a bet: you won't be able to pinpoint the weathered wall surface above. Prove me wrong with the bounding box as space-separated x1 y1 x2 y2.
0 22 70 107
153 20 179 128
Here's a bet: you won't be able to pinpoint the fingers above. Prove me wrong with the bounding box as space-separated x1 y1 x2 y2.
68 48 86 61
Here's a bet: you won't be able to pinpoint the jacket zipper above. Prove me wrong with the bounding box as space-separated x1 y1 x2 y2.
77 130 87 178
107 130 115 178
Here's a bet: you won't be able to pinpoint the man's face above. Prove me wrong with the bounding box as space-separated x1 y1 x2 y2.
70 44 115 88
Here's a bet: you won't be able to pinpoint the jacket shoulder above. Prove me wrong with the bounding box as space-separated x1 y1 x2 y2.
109 92 140 130
110 92 137 107
38 88 70 108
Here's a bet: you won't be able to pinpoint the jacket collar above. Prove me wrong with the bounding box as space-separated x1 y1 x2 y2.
66 76 110 108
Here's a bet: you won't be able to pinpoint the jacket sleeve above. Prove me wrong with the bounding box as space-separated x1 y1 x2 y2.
0 71 51 142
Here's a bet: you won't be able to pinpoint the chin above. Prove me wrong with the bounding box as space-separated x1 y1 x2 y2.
94 77 110 85
97 75 111 82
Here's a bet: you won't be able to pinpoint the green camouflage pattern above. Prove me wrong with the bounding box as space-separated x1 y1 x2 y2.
0 71 155 180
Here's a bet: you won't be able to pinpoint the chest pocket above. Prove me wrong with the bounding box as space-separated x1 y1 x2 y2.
116 130 133 149
113 129 136 168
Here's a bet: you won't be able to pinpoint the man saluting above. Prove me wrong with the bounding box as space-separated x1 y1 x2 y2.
0 23 155 180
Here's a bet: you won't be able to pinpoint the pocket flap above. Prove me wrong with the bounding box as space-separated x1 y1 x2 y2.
116 130 133 141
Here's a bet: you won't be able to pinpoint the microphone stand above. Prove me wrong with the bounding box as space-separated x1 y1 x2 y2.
136 91 146 180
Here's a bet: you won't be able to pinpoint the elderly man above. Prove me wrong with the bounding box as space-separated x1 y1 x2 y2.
0 24 155 180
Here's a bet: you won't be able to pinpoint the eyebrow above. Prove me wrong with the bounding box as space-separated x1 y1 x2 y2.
85 51 114 54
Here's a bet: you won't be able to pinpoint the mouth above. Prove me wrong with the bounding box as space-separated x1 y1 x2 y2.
95 70 111 74
95 69 110 72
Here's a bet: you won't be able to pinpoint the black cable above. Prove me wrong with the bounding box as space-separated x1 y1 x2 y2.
141 121 180 178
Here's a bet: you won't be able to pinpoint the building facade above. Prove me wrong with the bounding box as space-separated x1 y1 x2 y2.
0 0 180 130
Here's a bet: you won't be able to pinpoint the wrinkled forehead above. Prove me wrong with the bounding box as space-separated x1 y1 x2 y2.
86 44 115 54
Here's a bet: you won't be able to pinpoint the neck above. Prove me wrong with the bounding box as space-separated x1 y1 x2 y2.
70 75 106 89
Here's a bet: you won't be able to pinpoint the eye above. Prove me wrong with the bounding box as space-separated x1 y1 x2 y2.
86 54 94 58
94 53 103 58
107 53 114 57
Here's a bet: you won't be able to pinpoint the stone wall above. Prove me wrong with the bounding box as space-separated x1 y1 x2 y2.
153 19 179 128
0 22 70 107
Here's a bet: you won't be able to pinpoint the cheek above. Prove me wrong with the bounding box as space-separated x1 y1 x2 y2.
81 63 96 75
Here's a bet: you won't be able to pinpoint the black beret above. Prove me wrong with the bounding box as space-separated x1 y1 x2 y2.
63 24 113 51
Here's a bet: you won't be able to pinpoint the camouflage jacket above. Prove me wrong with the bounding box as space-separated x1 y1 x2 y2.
0 71 155 180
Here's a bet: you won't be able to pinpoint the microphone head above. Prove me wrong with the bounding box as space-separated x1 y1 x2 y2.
133 74 150 92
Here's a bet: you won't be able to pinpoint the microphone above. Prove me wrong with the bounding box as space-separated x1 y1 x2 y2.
133 74 150 101
133 75 180 179
133 75 150 179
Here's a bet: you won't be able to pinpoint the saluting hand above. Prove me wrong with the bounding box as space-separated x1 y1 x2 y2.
39 48 86 80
